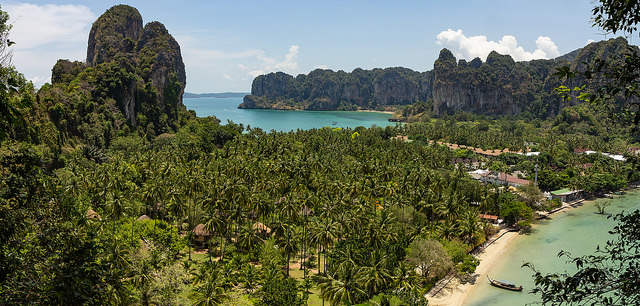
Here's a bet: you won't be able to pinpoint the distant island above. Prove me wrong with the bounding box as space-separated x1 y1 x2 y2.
184 92 248 98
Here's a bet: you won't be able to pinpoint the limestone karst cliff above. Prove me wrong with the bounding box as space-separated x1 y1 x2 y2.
242 37 635 118
241 68 432 111
47 4 186 143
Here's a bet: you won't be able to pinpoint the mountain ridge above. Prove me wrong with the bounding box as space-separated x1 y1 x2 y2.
241 37 635 118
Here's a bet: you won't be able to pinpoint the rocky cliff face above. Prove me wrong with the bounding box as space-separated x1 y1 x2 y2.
244 38 634 118
82 5 186 131
241 67 431 111
432 49 524 116
86 5 142 67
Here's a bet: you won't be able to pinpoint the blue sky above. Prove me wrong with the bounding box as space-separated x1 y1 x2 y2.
3 1 620 93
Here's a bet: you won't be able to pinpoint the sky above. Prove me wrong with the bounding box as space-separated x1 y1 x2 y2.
1 1 624 93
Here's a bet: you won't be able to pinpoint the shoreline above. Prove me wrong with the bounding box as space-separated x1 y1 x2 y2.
427 229 519 306
355 109 395 114
427 194 613 306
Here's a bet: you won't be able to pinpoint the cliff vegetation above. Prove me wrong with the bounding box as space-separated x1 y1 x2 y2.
38 4 190 149
243 38 637 121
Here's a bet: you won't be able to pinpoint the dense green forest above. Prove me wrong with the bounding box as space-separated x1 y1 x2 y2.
2 3 640 306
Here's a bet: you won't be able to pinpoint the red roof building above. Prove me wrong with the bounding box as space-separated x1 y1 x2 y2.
480 171 531 187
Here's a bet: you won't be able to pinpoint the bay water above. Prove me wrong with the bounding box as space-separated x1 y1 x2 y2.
466 190 640 305
183 97 396 132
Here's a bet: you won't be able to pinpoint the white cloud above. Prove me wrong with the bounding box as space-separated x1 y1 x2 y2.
178 34 301 92
245 45 300 78
436 29 560 62
6 4 95 50
4 4 95 88
29 75 51 85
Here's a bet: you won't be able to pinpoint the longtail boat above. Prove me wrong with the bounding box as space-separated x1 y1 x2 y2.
487 276 523 291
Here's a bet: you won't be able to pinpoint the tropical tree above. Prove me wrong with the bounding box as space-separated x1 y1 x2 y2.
277 223 299 277
458 208 480 244
316 265 366 306
236 222 263 255
356 251 393 298
310 218 339 274
190 272 230 306
407 237 454 280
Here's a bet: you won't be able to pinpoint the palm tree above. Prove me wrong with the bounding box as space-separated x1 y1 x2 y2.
393 261 420 291
190 272 229 306
277 224 299 277
356 252 393 298
238 263 260 293
311 218 339 274
236 222 263 254
316 265 366 306
203 204 228 260
458 208 480 244
436 218 457 240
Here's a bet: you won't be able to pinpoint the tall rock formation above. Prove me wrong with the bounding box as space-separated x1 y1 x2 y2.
86 5 143 67
43 5 188 147
84 4 186 131
432 49 523 116
242 38 636 119
241 67 432 111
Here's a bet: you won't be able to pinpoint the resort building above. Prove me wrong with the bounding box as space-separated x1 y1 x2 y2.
479 171 531 187
574 147 627 162
479 214 501 224
550 188 584 203
192 224 212 249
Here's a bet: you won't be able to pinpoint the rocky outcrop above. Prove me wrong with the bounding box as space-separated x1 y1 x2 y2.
81 5 186 132
243 38 635 118
51 59 86 85
86 5 143 67
241 67 432 111
432 50 524 116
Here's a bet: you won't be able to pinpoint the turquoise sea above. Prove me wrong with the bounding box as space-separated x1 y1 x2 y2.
183 97 396 132
466 191 640 305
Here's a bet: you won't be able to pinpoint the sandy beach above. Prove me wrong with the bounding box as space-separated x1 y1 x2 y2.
426 229 520 306
355 109 395 114
426 195 612 306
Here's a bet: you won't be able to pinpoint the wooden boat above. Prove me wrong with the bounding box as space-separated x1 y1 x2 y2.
487 276 523 291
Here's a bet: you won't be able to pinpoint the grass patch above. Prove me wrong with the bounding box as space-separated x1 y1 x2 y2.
287 254 327 306
188 252 210 262
307 287 324 306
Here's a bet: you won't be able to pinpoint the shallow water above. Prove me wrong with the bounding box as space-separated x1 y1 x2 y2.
466 191 640 305
183 97 396 132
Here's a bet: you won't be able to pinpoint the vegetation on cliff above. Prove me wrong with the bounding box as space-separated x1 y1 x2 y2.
38 4 190 150
243 38 638 121
241 67 431 111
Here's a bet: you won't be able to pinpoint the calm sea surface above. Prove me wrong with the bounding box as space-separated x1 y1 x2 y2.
466 190 640 305
183 97 396 132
